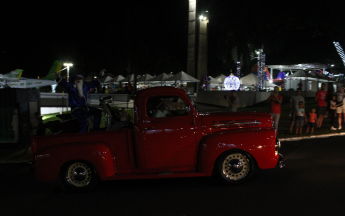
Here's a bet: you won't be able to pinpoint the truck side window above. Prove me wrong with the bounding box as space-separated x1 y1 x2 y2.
146 96 189 118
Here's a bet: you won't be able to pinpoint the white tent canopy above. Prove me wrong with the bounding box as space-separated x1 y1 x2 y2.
137 74 154 83
240 73 258 85
209 76 224 84
164 71 199 82
103 76 113 83
112 75 125 83
288 70 318 80
240 73 276 88
147 73 174 85
213 74 227 83
119 74 135 83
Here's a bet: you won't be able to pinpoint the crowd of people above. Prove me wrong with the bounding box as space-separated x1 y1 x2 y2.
224 83 345 135
272 83 345 135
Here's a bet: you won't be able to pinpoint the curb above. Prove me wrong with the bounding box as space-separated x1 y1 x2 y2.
279 132 345 142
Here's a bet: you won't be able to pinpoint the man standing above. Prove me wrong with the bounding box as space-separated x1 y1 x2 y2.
289 88 305 133
267 86 283 130
225 91 239 112
315 83 327 128
336 85 344 129
53 70 105 132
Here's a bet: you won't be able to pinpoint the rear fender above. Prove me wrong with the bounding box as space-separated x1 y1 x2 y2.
197 129 278 175
34 141 115 181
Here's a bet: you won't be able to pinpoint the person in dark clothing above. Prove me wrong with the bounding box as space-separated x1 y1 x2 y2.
33 112 45 136
53 70 105 132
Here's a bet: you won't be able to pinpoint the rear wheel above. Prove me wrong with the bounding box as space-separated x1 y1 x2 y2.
217 151 254 184
61 161 98 192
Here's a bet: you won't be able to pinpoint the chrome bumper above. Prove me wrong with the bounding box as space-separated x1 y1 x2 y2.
278 153 285 168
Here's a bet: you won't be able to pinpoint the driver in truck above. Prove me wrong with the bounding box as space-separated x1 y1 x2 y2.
153 102 169 118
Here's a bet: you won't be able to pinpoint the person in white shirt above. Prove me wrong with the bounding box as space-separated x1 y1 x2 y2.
153 102 169 118
289 88 305 133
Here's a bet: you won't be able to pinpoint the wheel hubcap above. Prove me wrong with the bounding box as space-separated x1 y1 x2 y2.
222 153 250 181
66 162 92 187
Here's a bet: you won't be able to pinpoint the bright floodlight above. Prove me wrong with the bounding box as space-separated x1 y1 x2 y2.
199 15 207 20
63 63 73 82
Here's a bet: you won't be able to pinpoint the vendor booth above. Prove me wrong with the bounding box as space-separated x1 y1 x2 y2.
266 63 336 92
240 73 276 91
284 70 336 92
147 73 174 87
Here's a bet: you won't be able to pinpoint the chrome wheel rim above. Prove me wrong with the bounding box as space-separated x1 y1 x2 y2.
66 162 92 187
222 153 250 181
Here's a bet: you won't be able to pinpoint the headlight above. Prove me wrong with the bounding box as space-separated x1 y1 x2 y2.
275 138 281 149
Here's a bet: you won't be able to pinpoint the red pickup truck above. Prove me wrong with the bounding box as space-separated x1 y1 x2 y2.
30 87 284 192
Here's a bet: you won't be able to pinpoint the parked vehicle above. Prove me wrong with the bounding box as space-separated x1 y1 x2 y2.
30 87 284 192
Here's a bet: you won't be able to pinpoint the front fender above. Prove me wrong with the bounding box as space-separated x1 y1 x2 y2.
197 128 278 175
34 141 115 181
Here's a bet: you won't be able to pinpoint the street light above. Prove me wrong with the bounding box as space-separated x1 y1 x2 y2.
199 15 207 21
63 63 73 82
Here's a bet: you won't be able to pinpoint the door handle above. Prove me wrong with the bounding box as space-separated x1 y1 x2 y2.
144 127 155 130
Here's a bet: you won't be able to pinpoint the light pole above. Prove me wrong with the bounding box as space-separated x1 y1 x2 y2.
63 63 73 82
197 14 209 90
187 0 197 94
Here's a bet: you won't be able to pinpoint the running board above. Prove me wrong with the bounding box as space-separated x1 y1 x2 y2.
103 171 207 181
159 171 174 175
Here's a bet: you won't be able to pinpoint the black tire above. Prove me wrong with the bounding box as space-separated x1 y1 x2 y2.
217 151 254 184
61 161 98 192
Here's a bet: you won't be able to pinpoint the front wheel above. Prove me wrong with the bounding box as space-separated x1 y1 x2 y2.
217 151 254 184
61 161 98 192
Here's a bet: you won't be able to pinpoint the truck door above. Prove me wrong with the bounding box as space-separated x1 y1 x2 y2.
142 95 196 170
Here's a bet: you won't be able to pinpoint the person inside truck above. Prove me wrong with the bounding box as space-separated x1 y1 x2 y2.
53 70 105 132
152 102 169 118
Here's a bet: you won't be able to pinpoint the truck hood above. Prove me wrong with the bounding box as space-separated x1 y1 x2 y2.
199 112 273 134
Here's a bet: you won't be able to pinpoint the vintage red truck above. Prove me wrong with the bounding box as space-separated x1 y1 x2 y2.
30 87 285 192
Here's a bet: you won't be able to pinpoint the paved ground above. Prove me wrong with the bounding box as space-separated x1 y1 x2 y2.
1 137 345 216
1 102 344 163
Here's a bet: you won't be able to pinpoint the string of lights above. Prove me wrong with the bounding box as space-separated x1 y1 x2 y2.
257 50 265 90
236 61 241 78
333 42 345 67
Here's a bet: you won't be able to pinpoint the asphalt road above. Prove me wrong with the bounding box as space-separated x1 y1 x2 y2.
1 136 345 216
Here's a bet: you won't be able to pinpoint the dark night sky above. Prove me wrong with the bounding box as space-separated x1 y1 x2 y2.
2 0 345 78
